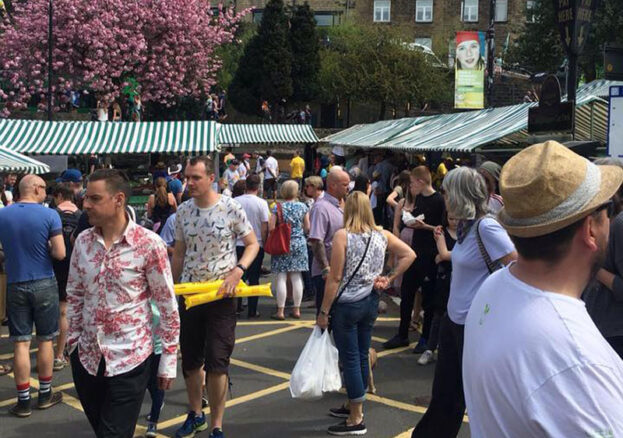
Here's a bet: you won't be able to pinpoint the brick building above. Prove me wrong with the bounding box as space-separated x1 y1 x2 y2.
356 0 537 62
237 0 348 28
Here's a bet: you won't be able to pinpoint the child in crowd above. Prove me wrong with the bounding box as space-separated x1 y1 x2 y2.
418 213 458 365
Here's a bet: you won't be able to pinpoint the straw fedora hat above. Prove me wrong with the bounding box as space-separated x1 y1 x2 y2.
498 141 623 238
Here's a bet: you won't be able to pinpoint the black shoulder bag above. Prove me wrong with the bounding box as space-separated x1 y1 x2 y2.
475 217 504 274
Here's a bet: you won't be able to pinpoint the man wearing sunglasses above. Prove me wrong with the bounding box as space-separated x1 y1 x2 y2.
462 141 623 437
0 175 66 417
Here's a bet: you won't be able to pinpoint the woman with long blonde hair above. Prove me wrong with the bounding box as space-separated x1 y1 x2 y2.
317 191 415 436
147 177 177 234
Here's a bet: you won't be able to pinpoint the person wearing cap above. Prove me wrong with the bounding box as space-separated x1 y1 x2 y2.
239 153 251 181
167 164 184 205
455 32 485 70
56 169 84 208
463 141 623 437
412 166 516 436
478 161 504 214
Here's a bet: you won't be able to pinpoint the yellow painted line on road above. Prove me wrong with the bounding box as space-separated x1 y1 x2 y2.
237 320 315 326
231 358 291 381
60 390 84 412
155 381 291 430
371 336 388 343
368 393 469 424
393 427 415 438
236 324 310 344
377 342 417 358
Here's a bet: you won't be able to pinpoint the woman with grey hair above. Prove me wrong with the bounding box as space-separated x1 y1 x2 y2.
413 167 516 437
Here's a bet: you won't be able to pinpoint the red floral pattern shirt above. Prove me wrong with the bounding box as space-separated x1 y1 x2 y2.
66 220 180 378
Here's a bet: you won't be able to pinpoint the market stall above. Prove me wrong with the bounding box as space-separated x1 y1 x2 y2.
0 146 50 174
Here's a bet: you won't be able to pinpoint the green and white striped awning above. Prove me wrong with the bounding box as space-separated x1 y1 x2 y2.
218 124 319 145
0 146 50 174
323 79 623 152
0 120 219 154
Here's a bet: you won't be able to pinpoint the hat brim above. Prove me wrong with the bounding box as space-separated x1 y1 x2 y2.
498 165 623 238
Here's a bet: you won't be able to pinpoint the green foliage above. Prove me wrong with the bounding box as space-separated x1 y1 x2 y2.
289 3 321 102
318 23 452 118
229 0 292 115
505 0 564 74
215 23 257 93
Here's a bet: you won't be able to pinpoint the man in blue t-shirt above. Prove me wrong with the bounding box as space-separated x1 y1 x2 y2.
167 164 183 205
0 175 66 417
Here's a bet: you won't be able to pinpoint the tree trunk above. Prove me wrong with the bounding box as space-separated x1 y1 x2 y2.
379 100 386 120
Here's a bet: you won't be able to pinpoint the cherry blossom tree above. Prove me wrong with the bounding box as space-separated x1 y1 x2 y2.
0 0 247 115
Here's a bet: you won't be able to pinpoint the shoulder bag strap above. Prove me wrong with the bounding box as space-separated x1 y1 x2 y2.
332 233 373 309
276 203 283 225
475 218 502 274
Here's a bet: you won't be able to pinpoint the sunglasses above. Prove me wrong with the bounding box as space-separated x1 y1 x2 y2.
594 200 615 218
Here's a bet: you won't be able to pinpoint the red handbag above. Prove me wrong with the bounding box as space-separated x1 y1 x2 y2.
264 203 291 256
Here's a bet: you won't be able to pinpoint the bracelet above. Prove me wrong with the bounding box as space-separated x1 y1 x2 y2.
236 264 247 274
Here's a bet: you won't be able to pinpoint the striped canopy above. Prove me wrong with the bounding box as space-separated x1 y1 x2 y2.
0 146 50 174
219 124 319 145
0 120 219 155
323 79 623 152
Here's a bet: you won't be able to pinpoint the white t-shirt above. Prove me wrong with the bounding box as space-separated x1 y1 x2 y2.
264 156 278 180
175 196 252 283
464 267 623 438
238 162 248 180
223 168 240 191
235 194 269 247
447 217 514 324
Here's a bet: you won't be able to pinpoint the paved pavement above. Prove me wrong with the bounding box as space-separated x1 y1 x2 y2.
0 295 470 438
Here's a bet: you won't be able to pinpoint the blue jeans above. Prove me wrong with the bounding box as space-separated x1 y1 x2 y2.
331 292 379 403
7 277 59 342
147 354 165 423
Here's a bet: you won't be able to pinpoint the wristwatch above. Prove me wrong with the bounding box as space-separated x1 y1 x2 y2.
236 264 247 274
320 309 329 316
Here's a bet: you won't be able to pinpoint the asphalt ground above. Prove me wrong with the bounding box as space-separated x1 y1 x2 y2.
0 294 471 438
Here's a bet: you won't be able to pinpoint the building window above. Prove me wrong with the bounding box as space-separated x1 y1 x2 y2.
415 37 432 49
374 0 391 22
415 0 433 22
252 10 263 24
315 13 337 26
526 0 537 22
495 0 508 21
461 0 478 22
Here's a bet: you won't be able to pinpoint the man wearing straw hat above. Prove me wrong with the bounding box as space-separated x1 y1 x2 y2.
463 141 623 437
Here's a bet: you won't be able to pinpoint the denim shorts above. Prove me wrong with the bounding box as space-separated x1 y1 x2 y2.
7 277 59 342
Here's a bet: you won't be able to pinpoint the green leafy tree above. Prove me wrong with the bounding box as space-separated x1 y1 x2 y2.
319 23 451 120
289 3 321 103
229 0 292 116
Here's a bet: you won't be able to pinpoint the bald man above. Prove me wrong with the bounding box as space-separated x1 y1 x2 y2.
308 167 350 313
0 175 66 417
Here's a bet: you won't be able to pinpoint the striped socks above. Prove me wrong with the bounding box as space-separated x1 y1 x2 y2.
39 376 52 396
16 382 30 403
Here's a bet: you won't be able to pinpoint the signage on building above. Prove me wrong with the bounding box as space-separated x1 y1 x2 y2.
608 86 623 157
454 31 486 109
554 0 598 55
528 75 574 133
605 45 623 81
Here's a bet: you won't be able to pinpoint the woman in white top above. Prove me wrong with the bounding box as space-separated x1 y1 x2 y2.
317 191 415 436
413 167 516 437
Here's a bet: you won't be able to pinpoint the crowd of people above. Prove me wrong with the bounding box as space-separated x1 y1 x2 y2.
1 140 623 437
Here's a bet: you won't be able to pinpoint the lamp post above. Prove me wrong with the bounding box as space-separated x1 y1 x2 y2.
47 0 53 121
486 0 496 108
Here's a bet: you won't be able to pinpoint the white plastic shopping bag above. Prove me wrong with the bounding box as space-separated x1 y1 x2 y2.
290 326 342 399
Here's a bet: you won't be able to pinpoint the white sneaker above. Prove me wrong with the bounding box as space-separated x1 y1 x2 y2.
418 350 435 365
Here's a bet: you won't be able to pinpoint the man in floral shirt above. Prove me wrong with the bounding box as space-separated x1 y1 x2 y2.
172 156 259 438
66 169 180 438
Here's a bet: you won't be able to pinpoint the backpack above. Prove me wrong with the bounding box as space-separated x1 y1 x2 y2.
57 209 81 260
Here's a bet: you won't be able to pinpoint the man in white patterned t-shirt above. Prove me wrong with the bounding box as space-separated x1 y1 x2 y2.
172 156 259 438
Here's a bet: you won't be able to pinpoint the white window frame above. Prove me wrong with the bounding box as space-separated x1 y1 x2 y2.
374 0 391 22
461 0 478 22
526 0 537 22
415 0 433 22
495 0 508 22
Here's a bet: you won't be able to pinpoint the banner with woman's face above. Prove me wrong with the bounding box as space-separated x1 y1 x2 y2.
454 31 486 109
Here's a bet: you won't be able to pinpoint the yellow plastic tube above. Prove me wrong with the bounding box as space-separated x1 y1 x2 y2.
175 280 245 296
184 283 273 309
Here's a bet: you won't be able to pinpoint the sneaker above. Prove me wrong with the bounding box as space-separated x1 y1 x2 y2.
201 396 209 408
37 390 62 409
209 428 224 438
53 358 67 371
9 399 31 417
327 420 367 436
412 338 428 354
382 335 409 350
145 421 158 438
175 411 208 438
417 350 435 365
329 405 350 418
